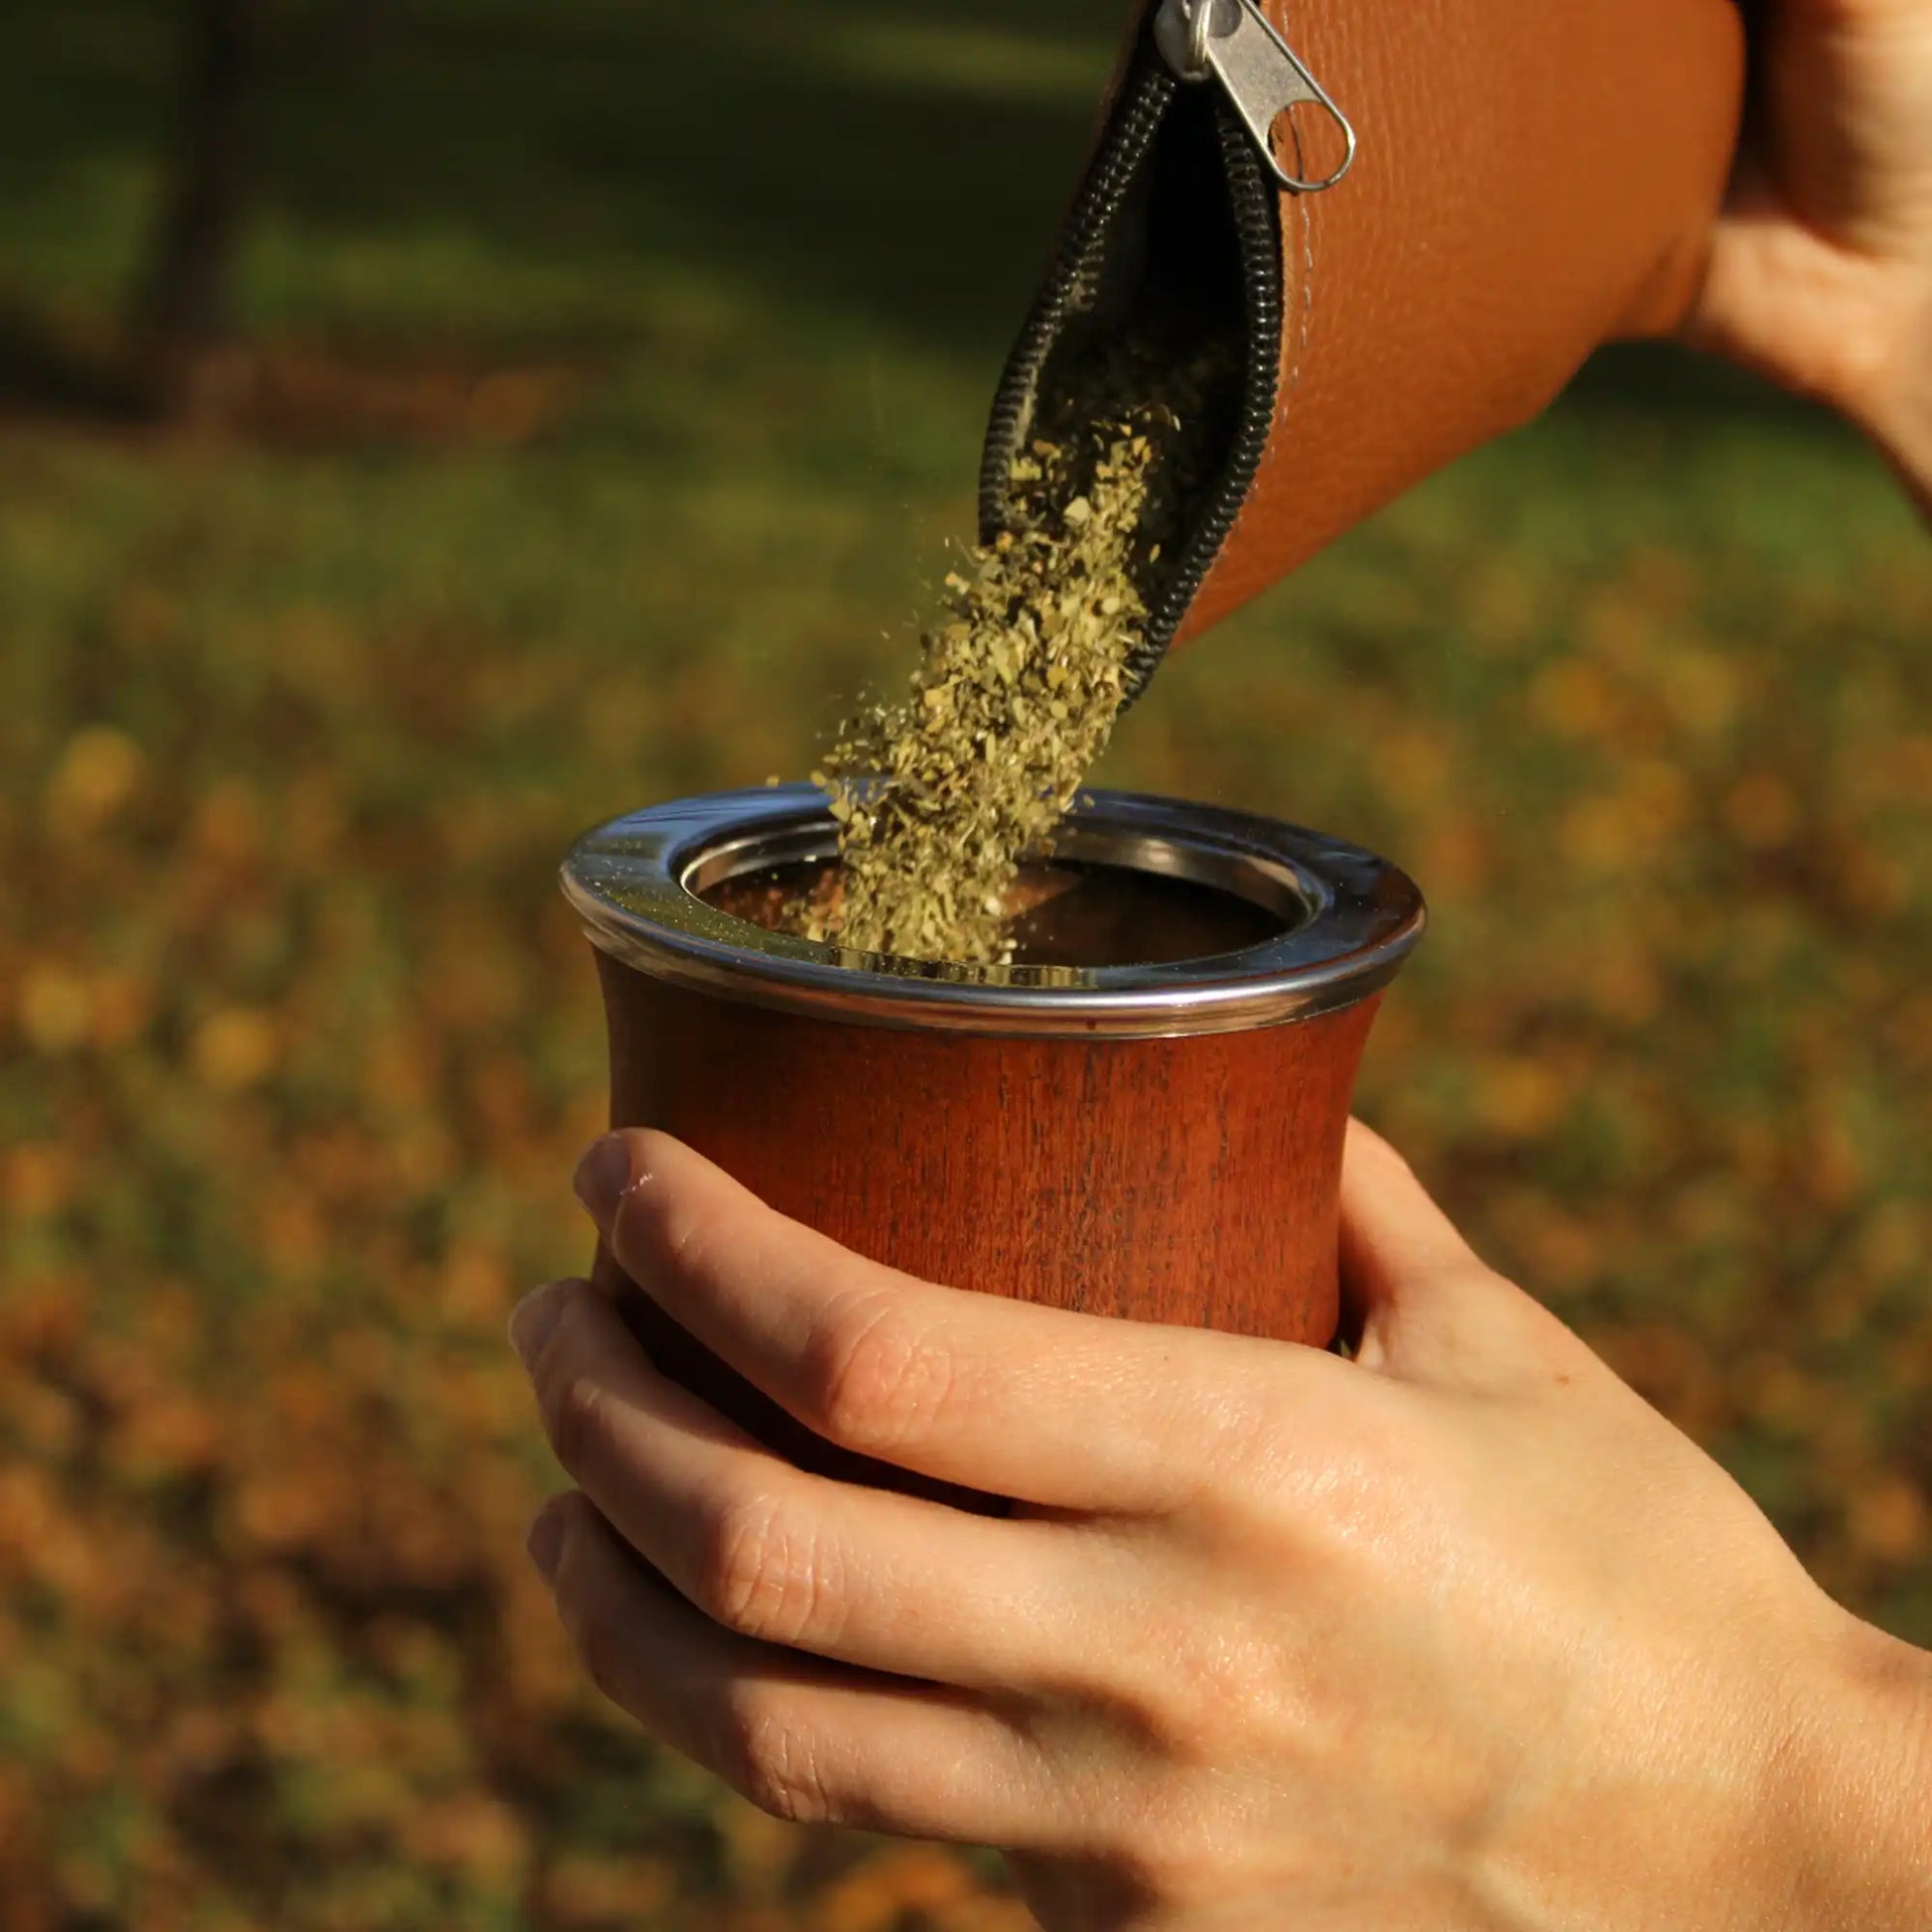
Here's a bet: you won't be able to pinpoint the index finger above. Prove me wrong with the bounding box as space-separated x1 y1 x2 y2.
574 1129 1320 1513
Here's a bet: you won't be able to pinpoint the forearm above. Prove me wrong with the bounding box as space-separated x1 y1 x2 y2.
1872 360 1932 525
1806 283 1930 528
1852 286 1932 527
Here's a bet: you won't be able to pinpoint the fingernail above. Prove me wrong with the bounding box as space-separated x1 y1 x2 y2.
573 1134 634 1226
526 1504 566 1583
508 1280 569 1369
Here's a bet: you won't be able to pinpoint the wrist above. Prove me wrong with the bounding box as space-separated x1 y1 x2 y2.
1845 291 1932 525
1776 1613 1932 1930
1507 1600 1932 1932
1873 375 1932 525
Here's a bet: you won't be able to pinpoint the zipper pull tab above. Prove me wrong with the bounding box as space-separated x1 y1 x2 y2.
1155 0 1357 194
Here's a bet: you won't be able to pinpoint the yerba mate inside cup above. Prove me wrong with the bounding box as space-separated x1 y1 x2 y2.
566 784 1421 1035
562 785 1423 1492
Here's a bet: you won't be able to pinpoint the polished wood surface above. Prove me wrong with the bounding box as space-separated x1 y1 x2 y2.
590 949 1380 1500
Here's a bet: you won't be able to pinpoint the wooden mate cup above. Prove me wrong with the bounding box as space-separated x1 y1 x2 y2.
562 785 1423 1498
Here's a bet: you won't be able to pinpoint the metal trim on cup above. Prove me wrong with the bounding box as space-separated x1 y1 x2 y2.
561 784 1425 1040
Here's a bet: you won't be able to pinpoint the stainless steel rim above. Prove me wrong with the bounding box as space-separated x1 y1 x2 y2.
561 785 1425 1039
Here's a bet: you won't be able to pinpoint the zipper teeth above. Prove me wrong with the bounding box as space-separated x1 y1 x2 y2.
978 58 1179 529
1122 101 1283 708
979 48 1287 714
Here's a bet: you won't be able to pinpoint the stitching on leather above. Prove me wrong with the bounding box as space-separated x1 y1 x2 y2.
1284 109 1314 419
1295 183 1313 396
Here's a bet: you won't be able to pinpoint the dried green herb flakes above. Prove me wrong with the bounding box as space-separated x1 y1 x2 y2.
813 379 1202 965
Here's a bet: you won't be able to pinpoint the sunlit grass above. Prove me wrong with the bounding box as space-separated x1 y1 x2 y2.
1 1 1927 1925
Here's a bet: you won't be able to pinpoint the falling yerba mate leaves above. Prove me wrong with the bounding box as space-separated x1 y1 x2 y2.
811 351 1221 965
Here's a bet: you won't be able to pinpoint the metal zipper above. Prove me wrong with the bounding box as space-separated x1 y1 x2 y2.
978 39 1286 707
1153 0 1356 195
1129 94 1283 703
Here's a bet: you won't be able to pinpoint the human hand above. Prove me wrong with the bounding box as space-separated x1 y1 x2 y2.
510 1126 1932 1931
1682 0 1932 514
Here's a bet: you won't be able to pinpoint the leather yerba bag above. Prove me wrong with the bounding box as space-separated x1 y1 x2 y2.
980 0 1748 698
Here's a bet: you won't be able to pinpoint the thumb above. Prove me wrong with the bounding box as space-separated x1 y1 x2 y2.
1338 1121 1498 1356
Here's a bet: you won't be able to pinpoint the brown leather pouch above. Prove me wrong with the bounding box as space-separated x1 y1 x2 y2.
980 0 1746 697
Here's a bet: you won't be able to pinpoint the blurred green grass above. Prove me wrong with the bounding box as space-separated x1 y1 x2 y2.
2 1 1929 1926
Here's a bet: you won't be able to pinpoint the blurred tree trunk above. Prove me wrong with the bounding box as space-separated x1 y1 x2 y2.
132 0 265 416
317 0 396 60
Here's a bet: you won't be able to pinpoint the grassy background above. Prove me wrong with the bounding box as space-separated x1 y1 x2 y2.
2 1 1928 1926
